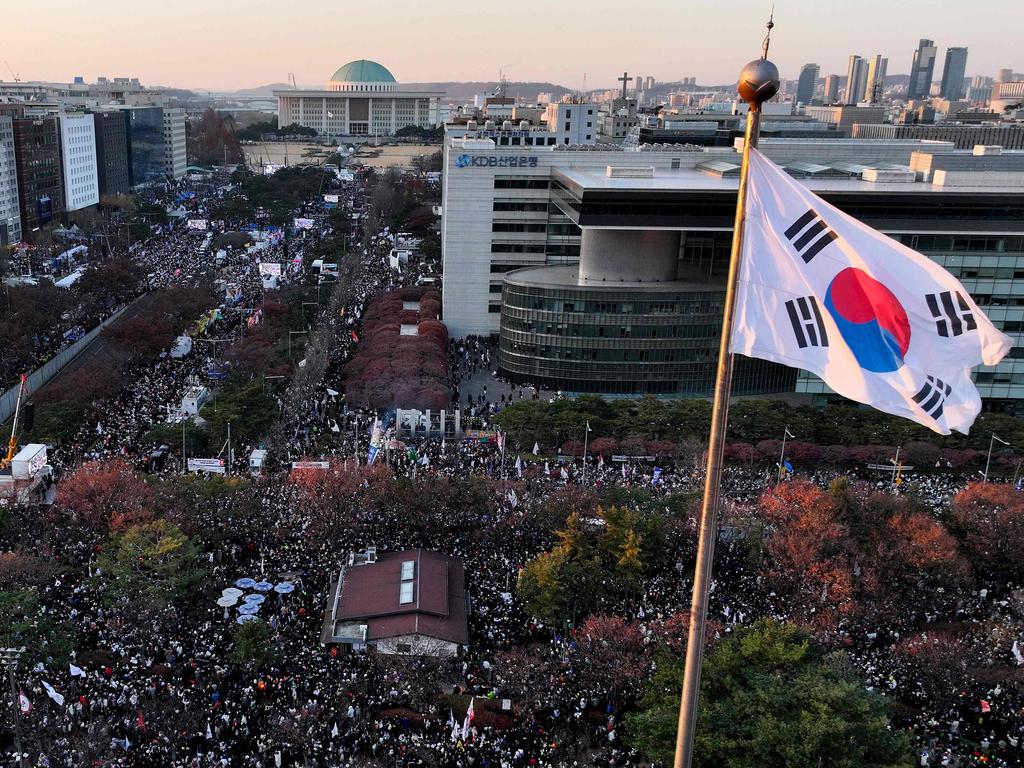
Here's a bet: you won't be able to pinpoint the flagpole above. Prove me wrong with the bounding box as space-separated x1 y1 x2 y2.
673 26 779 768
582 423 590 483
776 425 789 486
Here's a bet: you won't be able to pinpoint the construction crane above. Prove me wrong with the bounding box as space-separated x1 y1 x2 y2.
289 73 298 90
1 374 27 470
4 60 21 83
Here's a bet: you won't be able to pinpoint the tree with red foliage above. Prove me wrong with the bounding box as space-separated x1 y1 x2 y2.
950 481 1024 575
567 614 651 702
561 440 584 457
58 459 154 530
724 442 757 463
756 479 969 630
589 437 618 456
645 439 677 458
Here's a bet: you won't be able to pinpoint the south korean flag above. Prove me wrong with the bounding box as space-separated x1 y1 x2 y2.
731 149 1012 435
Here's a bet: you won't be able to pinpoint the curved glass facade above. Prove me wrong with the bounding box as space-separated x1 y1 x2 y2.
498 269 796 395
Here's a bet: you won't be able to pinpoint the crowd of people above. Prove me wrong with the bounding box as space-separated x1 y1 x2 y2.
1 165 1021 768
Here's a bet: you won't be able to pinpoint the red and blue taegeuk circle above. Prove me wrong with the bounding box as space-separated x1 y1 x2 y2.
823 267 911 373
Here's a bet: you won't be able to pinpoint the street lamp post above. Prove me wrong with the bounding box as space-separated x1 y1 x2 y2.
0 647 28 768
984 433 1010 482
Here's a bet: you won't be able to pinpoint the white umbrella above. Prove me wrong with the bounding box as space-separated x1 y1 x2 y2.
217 595 238 607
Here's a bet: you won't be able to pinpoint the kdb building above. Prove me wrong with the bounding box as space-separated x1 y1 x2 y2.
440 134 1024 402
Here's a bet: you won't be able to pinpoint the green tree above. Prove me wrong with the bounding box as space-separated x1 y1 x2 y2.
200 377 278 449
234 619 278 665
99 520 204 605
0 590 77 669
627 620 912 768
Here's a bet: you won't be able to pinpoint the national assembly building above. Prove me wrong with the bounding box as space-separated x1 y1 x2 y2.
440 133 1024 406
274 60 443 138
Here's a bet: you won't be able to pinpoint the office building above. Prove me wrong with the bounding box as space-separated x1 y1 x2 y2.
58 114 99 211
119 106 185 187
0 117 20 246
645 76 656 91
162 108 186 180
441 134 1024 402
124 107 164 187
940 47 969 101
823 75 840 104
92 111 131 195
796 63 819 105
845 55 867 105
852 122 1024 150
803 105 885 128
997 69 1015 84
274 60 443 137
909 39 938 99
446 101 598 148
991 81 1024 113
863 55 888 104
10 115 64 229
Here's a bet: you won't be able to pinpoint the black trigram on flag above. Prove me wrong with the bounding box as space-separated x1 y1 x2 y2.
913 375 952 419
783 209 840 263
785 296 829 348
925 290 977 338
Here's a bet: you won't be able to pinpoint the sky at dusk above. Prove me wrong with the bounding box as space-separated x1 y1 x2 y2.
4 0 1021 92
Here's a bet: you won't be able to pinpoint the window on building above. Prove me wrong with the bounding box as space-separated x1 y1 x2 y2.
399 581 414 604
396 643 412 653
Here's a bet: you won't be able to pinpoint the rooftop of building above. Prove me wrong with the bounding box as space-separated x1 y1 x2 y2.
331 549 468 645
553 161 1024 196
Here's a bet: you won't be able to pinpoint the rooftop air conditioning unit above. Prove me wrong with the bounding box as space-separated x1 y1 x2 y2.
606 166 656 178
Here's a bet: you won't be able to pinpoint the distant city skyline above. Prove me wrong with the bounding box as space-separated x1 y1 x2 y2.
3 0 1021 92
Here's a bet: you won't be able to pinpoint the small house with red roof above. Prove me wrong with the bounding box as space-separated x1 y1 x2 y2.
321 548 469 657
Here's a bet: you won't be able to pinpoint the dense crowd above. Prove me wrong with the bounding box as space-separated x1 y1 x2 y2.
1 167 1022 768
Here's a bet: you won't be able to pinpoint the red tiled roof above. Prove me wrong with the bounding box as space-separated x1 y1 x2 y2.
336 550 468 646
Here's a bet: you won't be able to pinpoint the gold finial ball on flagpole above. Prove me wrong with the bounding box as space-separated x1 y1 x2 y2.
737 58 780 106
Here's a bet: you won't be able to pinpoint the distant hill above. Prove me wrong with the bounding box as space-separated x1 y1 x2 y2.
233 83 298 97
401 81 577 102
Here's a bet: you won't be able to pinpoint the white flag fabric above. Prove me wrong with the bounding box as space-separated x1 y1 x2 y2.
42 681 64 706
732 148 1011 435
69 663 86 677
532 442 540 455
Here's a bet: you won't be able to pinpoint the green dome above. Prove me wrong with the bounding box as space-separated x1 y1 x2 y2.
329 60 396 83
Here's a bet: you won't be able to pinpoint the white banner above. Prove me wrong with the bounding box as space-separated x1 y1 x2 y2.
291 461 330 470
324 194 340 204
188 458 226 474
293 217 315 230
186 219 208 231
258 262 282 276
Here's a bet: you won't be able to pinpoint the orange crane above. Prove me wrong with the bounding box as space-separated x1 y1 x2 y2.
1 374 27 470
